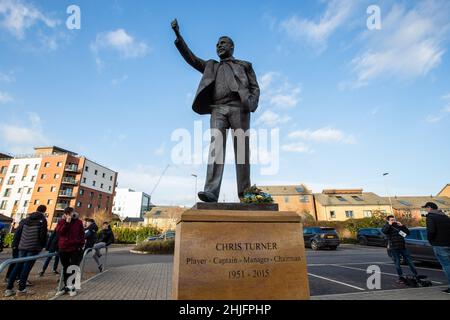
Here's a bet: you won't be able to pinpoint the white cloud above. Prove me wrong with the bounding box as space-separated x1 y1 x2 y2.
442 93 450 101
0 112 49 154
91 29 150 59
281 142 312 154
0 71 14 83
256 110 291 127
0 0 59 39
426 115 444 123
260 72 301 109
349 2 450 87
0 91 13 103
279 0 357 52
288 127 356 144
111 75 128 86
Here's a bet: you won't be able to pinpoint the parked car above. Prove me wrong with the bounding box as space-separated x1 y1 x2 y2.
404 227 439 264
357 228 387 247
147 230 176 241
303 227 340 250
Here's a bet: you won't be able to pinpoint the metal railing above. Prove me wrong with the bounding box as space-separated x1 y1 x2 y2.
0 252 58 274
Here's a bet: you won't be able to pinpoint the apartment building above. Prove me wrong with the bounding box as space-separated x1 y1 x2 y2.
259 184 316 217
437 184 450 197
384 195 450 219
112 188 152 219
314 189 392 221
0 146 118 228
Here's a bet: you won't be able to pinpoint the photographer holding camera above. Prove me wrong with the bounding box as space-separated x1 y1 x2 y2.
56 207 84 294
382 215 418 284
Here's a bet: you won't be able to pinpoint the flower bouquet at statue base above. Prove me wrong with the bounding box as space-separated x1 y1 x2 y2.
241 185 274 204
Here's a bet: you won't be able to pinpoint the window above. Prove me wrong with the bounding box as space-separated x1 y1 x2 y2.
363 210 372 218
50 186 56 192
21 176 26 181
102 173 105 178
0 166 7 174
34 164 39 170
57 162 62 167
79 189 84 195
110 176 113 181
92 181 96 187
336 196 347 202
85 166 89 172
12 165 19 173
407 230 421 240
352 195 363 201
3 188 11 197
37 187 43 192
47 199 53 205
23 200 28 207
82 177 86 183
17 188 22 194
97 204 101 209
330 211 336 219
299 195 309 203
90 192 94 198
295 187 304 193
284 196 290 203
14 200 19 207
34 199 40 205
0 177 2 184
41 174 47 179
77 201 82 207
7 176 15 185
100 183 104 189
54 174 60 179
44 162 50 168
399 200 412 206
31 176 36 182
88 204 92 209
345 211 354 218
27 188 32 194
94 169 98 175
108 186 112 191
0 200 7 210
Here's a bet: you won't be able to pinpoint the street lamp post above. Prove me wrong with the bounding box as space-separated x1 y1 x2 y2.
382 173 394 215
191 174 198 204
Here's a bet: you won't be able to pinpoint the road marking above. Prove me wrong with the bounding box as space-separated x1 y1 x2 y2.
330 264 443 285
309 262 391 267
48 270 110 300
308 273 366 291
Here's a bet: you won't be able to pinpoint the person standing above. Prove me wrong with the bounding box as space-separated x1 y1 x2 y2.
424 202 450 294
56 207 84 294
4 205 48 297
382 215 418 284
38 229 60 277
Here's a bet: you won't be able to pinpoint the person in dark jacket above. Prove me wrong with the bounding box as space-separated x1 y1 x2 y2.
38 229 60 277
4 205 48 297
424 202 450 294
84 218 103 271
382 215 418 283
4 224 21 283
0 222 5 252
98 222 115 246
55 207 84 293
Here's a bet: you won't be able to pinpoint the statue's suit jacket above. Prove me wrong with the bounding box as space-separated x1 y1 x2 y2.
175 36 260 115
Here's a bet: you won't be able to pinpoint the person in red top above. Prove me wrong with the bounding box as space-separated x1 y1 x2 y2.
56 207 85 293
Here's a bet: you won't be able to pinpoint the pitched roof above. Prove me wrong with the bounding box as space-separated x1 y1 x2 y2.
314 192 391 206
383 196 450 210
144 206 187 219
258 184 312 195
437 184 450 197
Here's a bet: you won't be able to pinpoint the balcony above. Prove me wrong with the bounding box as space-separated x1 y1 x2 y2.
62 177 78 185
58 190 74 198
64 165 79 173
55 203 69 211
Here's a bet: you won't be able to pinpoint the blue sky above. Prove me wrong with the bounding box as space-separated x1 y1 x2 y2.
0 0 449 205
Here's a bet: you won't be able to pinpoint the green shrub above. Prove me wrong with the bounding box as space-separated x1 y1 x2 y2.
3 233 13 248
133 239 175 254
112 226 161 244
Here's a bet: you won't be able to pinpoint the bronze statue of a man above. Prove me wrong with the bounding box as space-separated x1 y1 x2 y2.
171 19 260 203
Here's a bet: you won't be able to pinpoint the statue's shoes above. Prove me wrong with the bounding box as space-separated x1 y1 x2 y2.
198 191 218 203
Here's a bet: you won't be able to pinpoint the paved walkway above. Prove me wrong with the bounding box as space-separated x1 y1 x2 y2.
59 263 172 300
58 261 450 300
312 285 450 300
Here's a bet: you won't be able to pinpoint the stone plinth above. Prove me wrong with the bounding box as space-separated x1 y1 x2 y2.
172 208 310 300
193 202 279 211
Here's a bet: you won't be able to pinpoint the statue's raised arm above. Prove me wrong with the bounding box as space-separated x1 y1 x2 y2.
172 19 206 73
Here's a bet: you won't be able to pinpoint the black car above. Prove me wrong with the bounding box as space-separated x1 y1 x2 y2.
404 227 439 264
303 227 340 250
357 228 387 247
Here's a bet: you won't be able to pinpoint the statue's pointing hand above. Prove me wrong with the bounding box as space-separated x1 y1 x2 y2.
171 19 180 37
